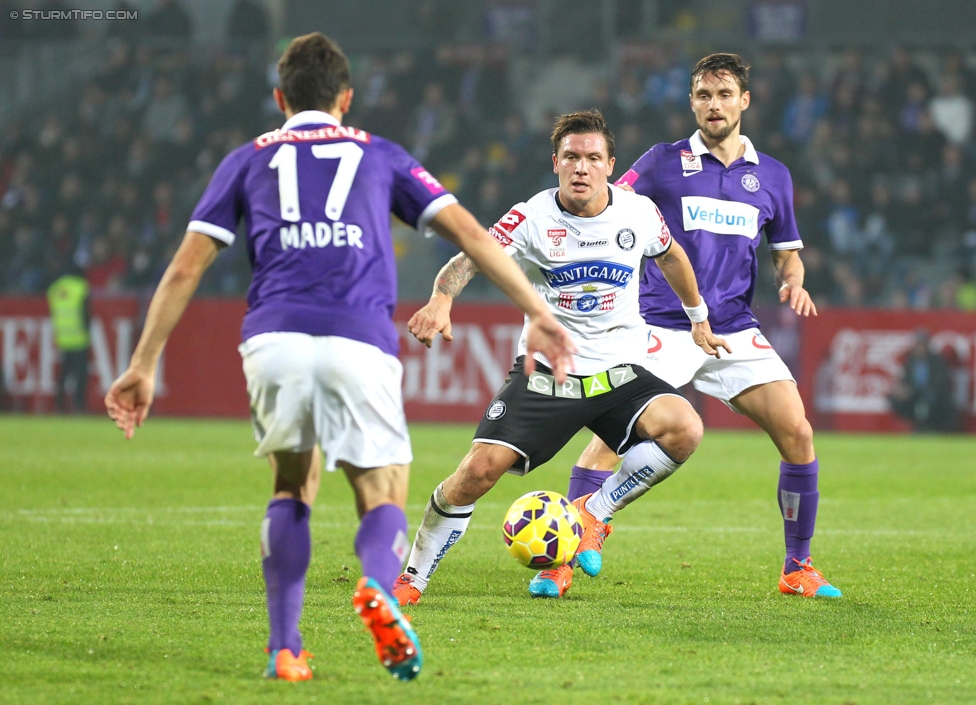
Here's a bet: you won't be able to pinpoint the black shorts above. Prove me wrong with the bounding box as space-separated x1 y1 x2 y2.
473 356 681 475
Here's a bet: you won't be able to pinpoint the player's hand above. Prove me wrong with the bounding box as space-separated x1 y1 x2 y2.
779 282 818 317
104 367 156 440
616 181 635 193
408 294 453 348
691 320 730 359
524 311 576 384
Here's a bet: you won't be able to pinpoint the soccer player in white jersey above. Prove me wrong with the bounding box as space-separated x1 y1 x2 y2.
104 32 576 682
568 53 842 599
392 110 730 604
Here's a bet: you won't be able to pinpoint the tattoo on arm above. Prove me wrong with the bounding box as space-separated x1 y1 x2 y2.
434 253 480 298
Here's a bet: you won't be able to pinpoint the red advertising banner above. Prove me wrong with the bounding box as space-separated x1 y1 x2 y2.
797 309 976 433
1 297 973 433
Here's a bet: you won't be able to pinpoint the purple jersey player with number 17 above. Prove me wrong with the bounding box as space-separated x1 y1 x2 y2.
105 32 575 682
544 53 842 601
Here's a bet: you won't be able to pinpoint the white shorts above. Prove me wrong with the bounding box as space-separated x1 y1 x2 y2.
239 332 412 471
644 326 795 406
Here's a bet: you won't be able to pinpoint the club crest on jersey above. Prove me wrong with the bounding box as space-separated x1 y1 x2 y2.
558 291 616 313
741 173 761 192
680 149 702 175
616 228 636 251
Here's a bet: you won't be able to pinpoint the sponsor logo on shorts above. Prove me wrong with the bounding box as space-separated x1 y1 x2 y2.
485 400 507 420
752 333 773 349
610 464 656 502
647 332 662 353
526 366 636 398
780 490 800 521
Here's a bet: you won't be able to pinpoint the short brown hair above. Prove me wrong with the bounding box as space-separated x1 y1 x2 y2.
277 33 350 113
550 109 615 160
690 53 750 94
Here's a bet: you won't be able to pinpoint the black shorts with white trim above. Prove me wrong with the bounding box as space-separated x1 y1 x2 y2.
473 356 679 475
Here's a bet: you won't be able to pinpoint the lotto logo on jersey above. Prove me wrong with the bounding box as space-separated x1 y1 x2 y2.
410 167 446 194
494 209 526 235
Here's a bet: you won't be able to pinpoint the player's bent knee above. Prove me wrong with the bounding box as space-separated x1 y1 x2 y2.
452 445 514 499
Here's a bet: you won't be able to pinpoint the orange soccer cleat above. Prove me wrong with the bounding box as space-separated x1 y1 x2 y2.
353 576 423 681
778 557 843 598
264 648 314 681
572 494 614 577
391 573 423 607
528 562 574 598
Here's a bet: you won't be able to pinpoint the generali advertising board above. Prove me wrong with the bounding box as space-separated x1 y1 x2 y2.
1 297 973 432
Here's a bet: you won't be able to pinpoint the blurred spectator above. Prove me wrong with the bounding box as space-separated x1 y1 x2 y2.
887 329 957 432
781 73 828 147
928 74 974 146
409 82 458 165
226 0 270 43
146 0 194 39
141 76 190 143
879 46 931 113
47 264 91 413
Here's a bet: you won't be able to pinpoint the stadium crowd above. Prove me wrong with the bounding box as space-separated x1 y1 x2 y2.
1 9 975 309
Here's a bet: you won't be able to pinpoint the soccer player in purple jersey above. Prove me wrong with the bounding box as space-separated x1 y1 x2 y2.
104 32 576 682
562 53 842 599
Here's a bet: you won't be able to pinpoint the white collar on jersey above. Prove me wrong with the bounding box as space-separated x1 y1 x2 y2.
281 110 341 130
689 130 759 164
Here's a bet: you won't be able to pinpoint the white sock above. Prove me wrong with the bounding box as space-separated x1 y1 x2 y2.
402 483 475 591
585 441 682 520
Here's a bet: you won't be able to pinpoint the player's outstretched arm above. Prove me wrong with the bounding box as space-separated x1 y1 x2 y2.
653 239 731 358
407 252 480 348
427 203 576 382
105 230 219 439
772 249 817 317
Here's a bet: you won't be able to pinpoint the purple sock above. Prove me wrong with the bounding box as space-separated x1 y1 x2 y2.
355 503 409 594
778 459 819 573
567 466 614 501
261 498 311 655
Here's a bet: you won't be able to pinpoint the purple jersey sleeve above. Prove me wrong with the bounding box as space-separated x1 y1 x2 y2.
188 144 251 245
762 162 802 249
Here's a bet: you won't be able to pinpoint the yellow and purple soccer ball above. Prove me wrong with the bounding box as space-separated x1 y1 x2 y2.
502 491 583 569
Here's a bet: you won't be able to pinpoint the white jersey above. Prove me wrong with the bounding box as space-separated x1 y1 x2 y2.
488 185 673 375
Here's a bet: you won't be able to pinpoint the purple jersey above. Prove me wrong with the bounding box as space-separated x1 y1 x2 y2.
188 110 456 354
616 131 802 334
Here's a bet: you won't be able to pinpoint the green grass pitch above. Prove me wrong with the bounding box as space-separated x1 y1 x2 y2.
1 416 974 704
